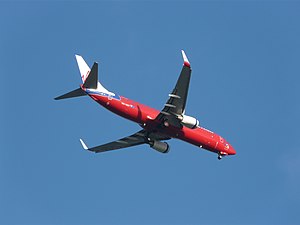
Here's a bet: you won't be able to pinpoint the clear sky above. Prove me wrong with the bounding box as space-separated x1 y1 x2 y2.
1 1 300 225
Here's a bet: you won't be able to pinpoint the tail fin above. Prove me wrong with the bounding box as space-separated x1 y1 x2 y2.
75 55 91 83
55 55 114 100
75 54 98 89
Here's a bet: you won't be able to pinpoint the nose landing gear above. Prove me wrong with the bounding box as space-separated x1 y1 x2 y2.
218 154 223 160
218 152 227 160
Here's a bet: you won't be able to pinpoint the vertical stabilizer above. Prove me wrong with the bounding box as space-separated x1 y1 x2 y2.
75 55 91 83
55 54 115 100
77 55 114 95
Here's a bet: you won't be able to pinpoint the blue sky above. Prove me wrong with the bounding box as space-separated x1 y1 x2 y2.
1 2 300 225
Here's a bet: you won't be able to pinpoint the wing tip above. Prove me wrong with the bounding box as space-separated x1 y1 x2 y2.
79 138 89 150
75 54 82 60
181 50 190 67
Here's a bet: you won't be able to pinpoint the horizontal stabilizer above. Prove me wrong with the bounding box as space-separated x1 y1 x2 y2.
54 88 86 100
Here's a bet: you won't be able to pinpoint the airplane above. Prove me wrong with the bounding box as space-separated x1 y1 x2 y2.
55 50 236 160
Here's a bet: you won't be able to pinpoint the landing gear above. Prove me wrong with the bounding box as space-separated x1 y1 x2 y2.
163 120 169 127
218 153 223 160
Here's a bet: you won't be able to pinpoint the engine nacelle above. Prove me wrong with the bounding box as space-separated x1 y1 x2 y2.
180 115 199 129
150 141 170 153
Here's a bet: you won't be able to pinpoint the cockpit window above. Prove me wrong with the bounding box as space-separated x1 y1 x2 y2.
225 143 229 150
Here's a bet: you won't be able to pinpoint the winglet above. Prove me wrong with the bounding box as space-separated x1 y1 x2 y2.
181 50 190 67
79 139 89 150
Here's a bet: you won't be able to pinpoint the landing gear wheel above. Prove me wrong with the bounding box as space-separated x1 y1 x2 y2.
218 154 222 160
163 121 169 127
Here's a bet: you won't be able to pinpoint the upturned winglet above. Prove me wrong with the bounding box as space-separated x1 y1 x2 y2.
79 139 89 150
181 50 190 67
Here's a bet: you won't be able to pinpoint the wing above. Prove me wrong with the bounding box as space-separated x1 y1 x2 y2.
79 130 170 153
155 50 192 127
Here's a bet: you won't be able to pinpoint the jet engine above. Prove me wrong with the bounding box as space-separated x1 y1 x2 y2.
180 115 199 129
150 141 170 153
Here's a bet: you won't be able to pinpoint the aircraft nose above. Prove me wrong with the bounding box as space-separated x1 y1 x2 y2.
228 144 236 155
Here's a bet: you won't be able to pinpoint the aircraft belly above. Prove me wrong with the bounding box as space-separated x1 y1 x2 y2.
176 127 219 152
91 95 221 154
93 94 159 124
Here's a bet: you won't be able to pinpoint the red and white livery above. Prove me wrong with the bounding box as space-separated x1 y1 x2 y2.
55 51 236 160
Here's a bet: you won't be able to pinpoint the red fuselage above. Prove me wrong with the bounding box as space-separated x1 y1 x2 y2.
87 89 236 156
